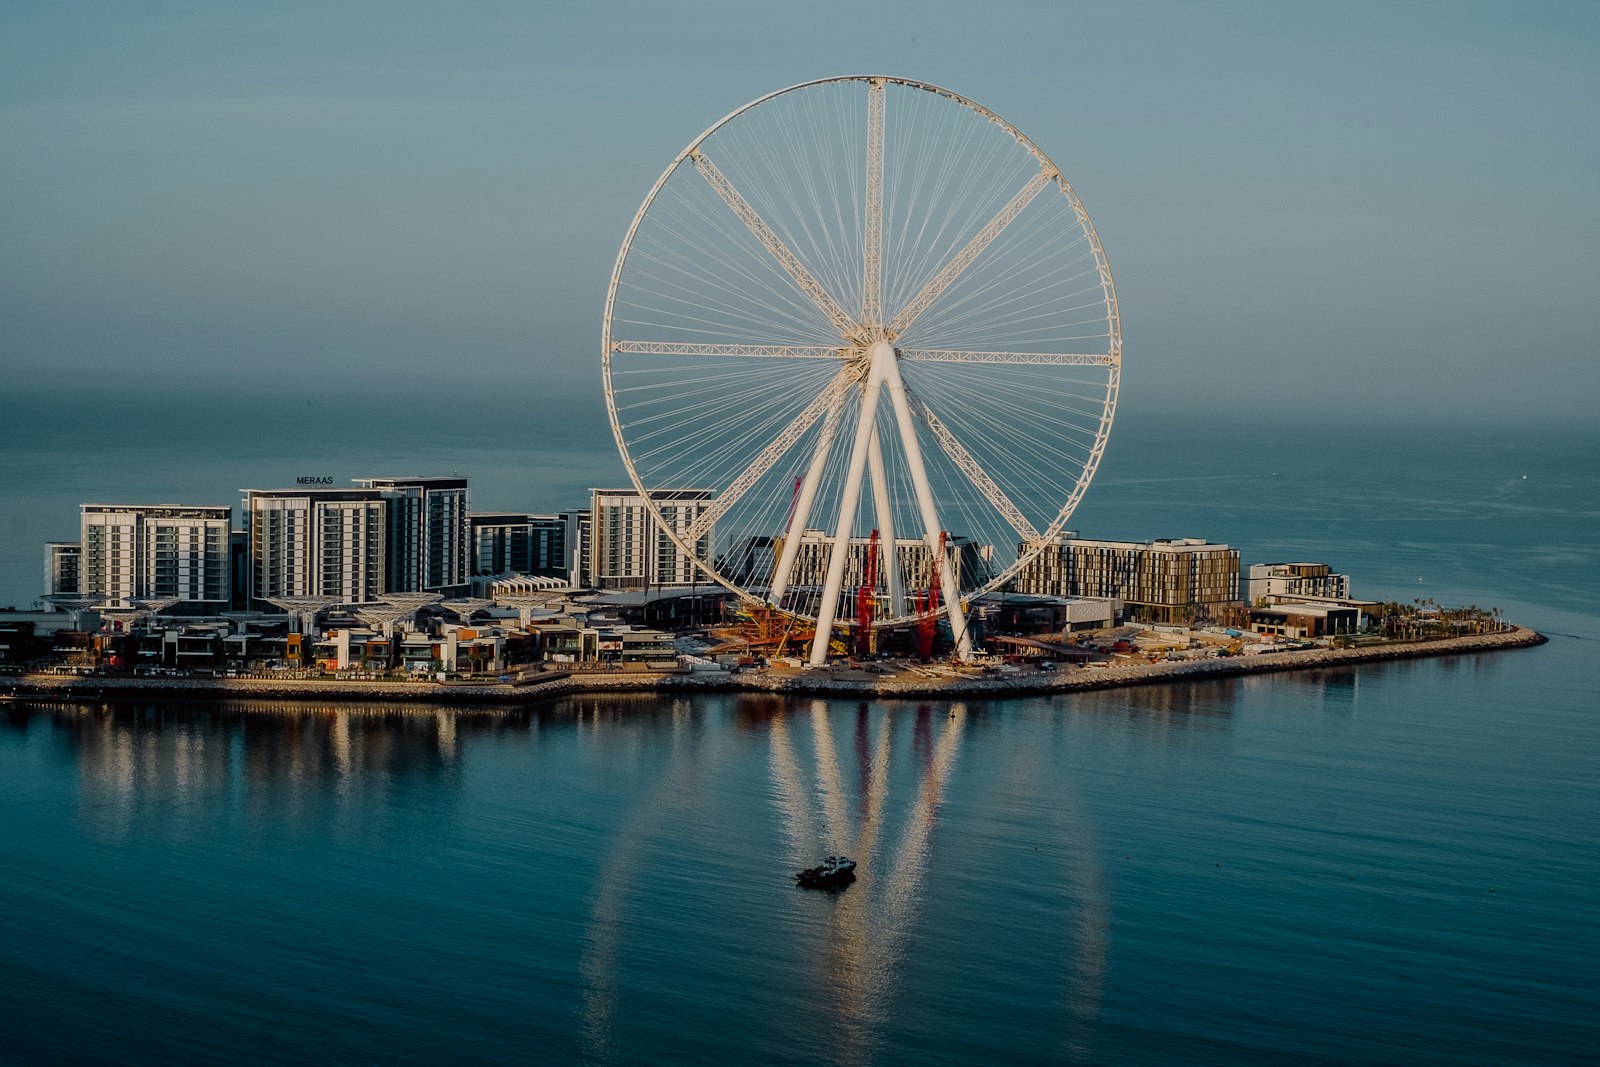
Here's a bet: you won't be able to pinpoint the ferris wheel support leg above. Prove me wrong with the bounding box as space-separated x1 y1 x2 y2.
867 431 904 617
771 399 844 605
808 364 886 666
876 342 974 661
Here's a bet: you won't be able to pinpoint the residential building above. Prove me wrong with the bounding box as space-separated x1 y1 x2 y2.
471 512 568 579
78 505 231 609
590 489 713 590
242 488 387 607
44 542 81 602
758 531 983 598
353 477 470 595
1247 562 1351 605
1014 536 1240 624
564 510 592 588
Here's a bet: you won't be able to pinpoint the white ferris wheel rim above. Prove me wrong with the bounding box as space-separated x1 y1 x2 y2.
599 74 1122 626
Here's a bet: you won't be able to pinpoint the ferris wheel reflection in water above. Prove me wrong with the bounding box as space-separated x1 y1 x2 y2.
576 698 1110 1064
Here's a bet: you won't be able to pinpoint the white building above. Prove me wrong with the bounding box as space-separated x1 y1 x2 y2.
590 489 713 590
79 505 231 609
243 489 387 606
1247 562 1352 605
354 477 470 595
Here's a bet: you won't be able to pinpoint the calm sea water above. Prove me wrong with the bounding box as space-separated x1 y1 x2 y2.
2 389 1597 1064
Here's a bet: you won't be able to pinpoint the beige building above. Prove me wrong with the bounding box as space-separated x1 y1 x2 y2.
767 531 981 596
1247 562 1351 605
1014 536 1240 624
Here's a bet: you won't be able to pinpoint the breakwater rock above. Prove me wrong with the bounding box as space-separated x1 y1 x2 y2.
0 627 1546 708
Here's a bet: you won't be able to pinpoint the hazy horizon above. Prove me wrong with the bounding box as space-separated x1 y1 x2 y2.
2 2 1597 422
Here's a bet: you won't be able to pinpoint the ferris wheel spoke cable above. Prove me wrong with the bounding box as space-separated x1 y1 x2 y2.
623 250 825 340
648 191 844 338
632 205 837 340
627 379 815 460
646 371 848 485
907 369 1099 477
690 149 857 339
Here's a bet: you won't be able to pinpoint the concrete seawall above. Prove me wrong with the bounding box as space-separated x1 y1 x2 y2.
0 627 1547 709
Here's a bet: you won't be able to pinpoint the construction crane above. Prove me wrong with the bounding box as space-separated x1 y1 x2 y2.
856 528 880 658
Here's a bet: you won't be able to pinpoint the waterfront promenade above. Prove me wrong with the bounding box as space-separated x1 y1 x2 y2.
1 627 1545 708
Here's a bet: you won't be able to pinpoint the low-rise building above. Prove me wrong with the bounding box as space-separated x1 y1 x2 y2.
982 594 1117 634
741 531 984 605
1249 603 1362 639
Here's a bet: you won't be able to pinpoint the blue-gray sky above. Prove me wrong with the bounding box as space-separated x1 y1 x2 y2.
2 0 1596 419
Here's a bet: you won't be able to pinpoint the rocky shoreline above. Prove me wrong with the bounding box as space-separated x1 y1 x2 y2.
0 627 1547 709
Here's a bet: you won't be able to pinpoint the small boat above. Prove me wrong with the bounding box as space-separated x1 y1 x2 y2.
796 855 857 889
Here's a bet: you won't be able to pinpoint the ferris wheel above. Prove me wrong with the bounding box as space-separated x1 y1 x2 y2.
601 76 1121 664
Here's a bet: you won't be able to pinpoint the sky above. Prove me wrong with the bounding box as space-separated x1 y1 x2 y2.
1 0 1596 420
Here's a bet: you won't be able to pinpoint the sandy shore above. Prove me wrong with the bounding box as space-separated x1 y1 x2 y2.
0 627 1547 708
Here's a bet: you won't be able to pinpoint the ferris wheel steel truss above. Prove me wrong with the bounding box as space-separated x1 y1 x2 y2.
601 75 1123 665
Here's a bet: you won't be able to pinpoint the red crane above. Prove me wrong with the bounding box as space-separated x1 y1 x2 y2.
917 531 948 661
855 528 879 658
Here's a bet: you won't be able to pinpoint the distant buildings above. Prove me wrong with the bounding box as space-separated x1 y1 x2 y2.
241 477 472 607
76 505 231 610
1246 562 1351 605
744 530 982 602
242 488 389 606
1014 536 1241 624
590 488 713 590
44 542 81 602
353 477 470 595
471 513 569 579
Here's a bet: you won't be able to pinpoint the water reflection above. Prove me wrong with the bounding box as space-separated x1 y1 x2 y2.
24 701 488 841
579 699 705 1063
763 700 967 1066
15 693 1120 1064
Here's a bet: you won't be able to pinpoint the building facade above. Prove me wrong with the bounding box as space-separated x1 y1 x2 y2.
44 542 81 602
1014 536 1240 624
243 489 387 606
564 510 592 588
78 505 231 609
590 489 713 590
759 531 981 598
354 477 470 595
471 512 568 579
1246 562 1351 605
